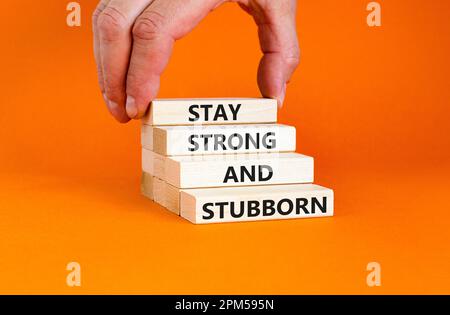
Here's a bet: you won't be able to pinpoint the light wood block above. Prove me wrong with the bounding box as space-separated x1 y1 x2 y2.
164 182 181 214
141 173 173 210
141 124 153 150
141 149 165 179
153 176 166 208
141 173 331 221
140 172 155 200
145 124 296 156
141 98 277 126
180 184 334 224
164 152 314 188
141 172 181 214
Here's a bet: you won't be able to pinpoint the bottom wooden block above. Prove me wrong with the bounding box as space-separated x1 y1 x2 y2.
180 184 334 224
142 172 334 224
141 172 180 215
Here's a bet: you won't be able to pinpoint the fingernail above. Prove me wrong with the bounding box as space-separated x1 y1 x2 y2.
108 99 119 112
126 95 138 118
104 94 118 113
278 83 287 108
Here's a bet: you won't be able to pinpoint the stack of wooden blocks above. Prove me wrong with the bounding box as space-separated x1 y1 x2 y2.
141 98 334 224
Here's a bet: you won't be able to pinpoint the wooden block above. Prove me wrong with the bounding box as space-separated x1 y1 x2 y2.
180 184 334 224
153 176 166 207
141 148 165 179
142 172 329 221
141 124 153 150
140 172 154 200
142 173 180 215
164 152 314 188
146 124 296 156
141 98 277 126
141 173 173 209
164 182 181 215
141 148 155 175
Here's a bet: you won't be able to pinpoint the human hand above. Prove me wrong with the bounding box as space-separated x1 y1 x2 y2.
93 0 300 123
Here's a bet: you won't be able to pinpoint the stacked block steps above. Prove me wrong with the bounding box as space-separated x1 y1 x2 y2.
141 98 334 224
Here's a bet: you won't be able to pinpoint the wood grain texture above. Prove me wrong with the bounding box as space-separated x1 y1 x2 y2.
180 184 334 224
141 149 165 179
145 124 296 156
141 125 153 150
164 152 314 188
153 176 166 209
141 98 277 126
140 172 155 200
141 172 181 215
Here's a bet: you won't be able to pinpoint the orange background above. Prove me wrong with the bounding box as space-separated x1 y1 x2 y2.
0 0 449 294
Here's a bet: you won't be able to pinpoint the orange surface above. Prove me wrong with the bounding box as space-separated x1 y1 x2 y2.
0 0 449 294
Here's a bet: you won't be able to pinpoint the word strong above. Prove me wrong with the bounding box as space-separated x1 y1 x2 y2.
150 124 296 156
223 165 273 183
189 104 241 122
188 132 276 152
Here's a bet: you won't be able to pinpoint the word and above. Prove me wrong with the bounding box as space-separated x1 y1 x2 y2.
223 165 273 183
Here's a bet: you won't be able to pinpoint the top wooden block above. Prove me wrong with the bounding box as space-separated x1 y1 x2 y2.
141 98 277 126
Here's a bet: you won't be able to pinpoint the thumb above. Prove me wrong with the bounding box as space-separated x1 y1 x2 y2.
242 0 300 107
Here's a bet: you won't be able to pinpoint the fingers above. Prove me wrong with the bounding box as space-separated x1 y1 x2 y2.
93 0 298 124
94 0 155 123
242 0 300 107
126 0 222 119
92 0 109 97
